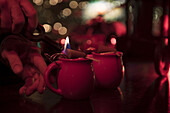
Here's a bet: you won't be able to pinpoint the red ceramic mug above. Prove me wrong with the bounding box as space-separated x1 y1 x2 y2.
92 51 124 88
44 58 95 100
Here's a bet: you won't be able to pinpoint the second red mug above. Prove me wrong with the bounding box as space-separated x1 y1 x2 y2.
92 51 124 88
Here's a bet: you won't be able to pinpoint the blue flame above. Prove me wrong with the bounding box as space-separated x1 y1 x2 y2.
62 36 71 54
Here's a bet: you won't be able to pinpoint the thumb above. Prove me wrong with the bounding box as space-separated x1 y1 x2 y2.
1 50 23 74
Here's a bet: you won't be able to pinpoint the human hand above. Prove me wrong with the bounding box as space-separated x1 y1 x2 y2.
1 35 47 96
0 0 38 35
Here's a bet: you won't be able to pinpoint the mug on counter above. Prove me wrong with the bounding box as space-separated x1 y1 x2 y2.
44 58 95 100
92 51 124 88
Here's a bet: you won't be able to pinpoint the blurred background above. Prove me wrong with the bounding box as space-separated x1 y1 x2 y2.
30 0 169 59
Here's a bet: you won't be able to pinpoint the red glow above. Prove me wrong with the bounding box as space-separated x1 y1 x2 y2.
61 38 66 45
110 38 116 45
168 67 170 99
165 38 168 46
86 40 92 45
163 15 169 37
112 22 126 37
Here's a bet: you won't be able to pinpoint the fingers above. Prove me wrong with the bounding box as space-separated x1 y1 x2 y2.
31 54 47 76
10 0 25 34
1 0 38 34
1 51 46 96
1 50 23 74
19 73 45 96
25 74 39 96
20 0 38 32
19 77 33 95
19 86 27 95
31 55 47 93
19 65 45 96
37 74 45 94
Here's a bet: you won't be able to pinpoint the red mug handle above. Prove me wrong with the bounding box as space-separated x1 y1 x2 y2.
44 61 62 95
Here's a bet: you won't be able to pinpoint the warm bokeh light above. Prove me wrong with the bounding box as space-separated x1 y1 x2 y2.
58 27 67 35
69 1 78 9
78 1 88 9
33 0 43 6
43 24 52 33
53 22 62 30
49 0 58 5
104 8 125 21
62 8 72 16
82 1 125 21
60 38 66 45
83 1 113 20
110 38 117 45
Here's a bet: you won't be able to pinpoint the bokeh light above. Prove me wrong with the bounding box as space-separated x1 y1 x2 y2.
83 1 114 20
58 27 67 35
43 24 52 33
60 38 66 45
33 0 43 6
110 37 117 45
82 1 126 21
62 8 72 17
79 1 88 9
69 1 78 9
49 0 58 5
104 8 125 21
53 22 62 30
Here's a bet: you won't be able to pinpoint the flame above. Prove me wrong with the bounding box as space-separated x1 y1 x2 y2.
62 36 71 54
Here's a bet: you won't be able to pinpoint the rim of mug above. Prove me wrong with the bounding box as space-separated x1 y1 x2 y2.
58 57 92 62
92 51 123 56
